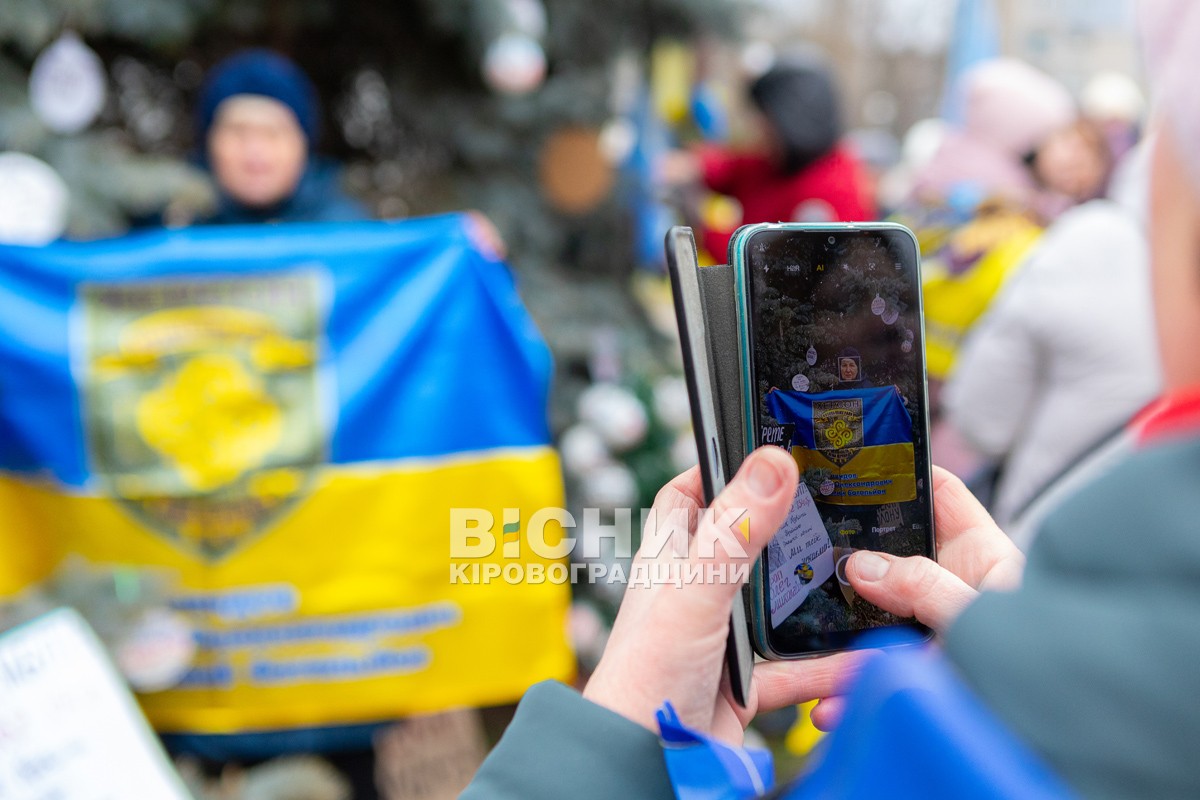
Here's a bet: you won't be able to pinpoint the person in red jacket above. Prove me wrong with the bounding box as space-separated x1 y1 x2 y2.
665 58 877 261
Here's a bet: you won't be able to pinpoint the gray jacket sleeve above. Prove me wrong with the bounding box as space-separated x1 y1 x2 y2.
461 680 675 800
944 437 1200 800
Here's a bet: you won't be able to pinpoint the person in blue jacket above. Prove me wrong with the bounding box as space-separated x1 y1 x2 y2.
196 49 367 225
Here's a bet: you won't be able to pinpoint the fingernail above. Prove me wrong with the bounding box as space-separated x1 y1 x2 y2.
854 552 889 582
746 452 783 496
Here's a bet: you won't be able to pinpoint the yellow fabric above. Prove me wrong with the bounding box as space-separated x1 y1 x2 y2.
790 444 916 505
0 447 573 734
785 700 825 756
922 223 1041 380
650 41 694 124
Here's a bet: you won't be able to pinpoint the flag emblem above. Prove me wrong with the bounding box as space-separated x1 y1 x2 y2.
80 272 324 560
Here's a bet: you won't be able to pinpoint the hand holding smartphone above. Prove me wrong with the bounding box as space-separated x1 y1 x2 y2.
667 223 936 667
732 223 936 658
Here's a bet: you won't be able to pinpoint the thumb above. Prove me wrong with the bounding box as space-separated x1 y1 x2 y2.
846 551 977 634
706 445 799 560
674 446 798 612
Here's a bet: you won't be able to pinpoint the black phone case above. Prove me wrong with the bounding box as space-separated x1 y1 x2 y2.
697 252 765 673
694 261 747 479
667 227 757 659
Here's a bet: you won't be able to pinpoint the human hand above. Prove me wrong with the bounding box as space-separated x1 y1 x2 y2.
846 466 1025 634
583 447 864 744
465 210 507 261
658 149 702 186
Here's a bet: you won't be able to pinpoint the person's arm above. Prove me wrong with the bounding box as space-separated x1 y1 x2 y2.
461 448 860 798
461 453 1025 797
461 681 674 800
694 145 752 196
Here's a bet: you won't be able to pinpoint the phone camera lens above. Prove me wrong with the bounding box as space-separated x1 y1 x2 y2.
827 236 836 244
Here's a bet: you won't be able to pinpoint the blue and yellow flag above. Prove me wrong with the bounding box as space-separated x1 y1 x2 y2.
0 214 571 735
766 387 916 505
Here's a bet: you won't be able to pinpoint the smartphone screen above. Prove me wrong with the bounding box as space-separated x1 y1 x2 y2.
741 225 934 656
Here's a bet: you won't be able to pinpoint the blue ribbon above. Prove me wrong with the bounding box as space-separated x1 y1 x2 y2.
656 702 773 800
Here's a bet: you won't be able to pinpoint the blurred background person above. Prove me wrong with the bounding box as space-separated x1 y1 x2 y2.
196 49 367 225
906 58 1075 213
661 56 876 262
898 57 1080 455
943 144 1160 529
1027 119 1115 222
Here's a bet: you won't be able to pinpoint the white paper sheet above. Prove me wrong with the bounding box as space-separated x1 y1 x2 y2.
0 609 191 800
768 482 836 629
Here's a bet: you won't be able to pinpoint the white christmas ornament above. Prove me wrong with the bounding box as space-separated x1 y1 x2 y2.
483 33 547 95
871 295 886 316
652 376 693 431
882 308 900 325
901 340 913 353
30 32 107 134
819 478 835 496
559 424 610 476
670 432 699 472
741 40 776 77
582 463 638 509
902 118 947 170
115 608 196 693
599 117 637 165
791 374 810 392
806 345 818 366
0 152 69 245
577 382 649 451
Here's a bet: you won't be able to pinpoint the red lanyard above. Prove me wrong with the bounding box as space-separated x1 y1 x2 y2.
1132 386 1200 446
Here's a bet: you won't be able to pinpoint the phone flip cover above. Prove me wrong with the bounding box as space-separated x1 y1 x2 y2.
667 227 758 698
694 262 747 480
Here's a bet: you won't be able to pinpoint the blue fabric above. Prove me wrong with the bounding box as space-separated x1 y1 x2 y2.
691 84 729 143
626 91 679 270
780 646 1074 800
653 645 1071 800
765 387 914 449
656 702 773 800
198 49 320 145
0 214 552 487
940 0 1001 124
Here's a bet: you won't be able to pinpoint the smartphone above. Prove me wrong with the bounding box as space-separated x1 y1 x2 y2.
665 226 754 706
731 222 935 659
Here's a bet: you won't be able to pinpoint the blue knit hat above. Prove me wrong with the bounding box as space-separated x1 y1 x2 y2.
198 49 320 145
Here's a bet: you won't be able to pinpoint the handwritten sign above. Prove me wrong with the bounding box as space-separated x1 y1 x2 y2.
768 483 835 628
760 424 796 449
0 609 191 800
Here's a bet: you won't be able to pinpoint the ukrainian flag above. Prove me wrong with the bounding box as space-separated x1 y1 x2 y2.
766 387 916 505
0 214 572 737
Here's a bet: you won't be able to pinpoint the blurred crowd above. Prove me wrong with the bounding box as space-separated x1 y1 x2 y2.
656 52 1157 539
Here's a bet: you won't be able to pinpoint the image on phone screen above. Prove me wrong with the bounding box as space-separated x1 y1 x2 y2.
743 226 934 656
